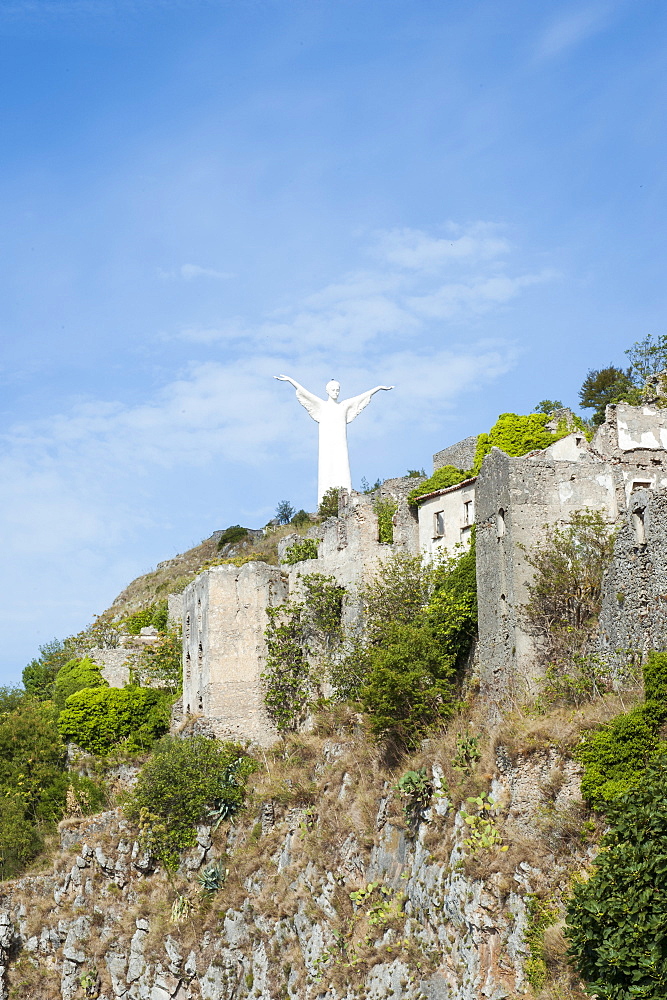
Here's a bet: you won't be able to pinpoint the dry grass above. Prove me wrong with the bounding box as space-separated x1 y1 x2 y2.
102 522 315 620
495 686 643 763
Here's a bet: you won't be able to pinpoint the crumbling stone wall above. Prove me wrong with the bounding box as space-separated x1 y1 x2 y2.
181 563 288 747
433 435 478 472
597 488 667 663
475 440 619 705
279 491 403 641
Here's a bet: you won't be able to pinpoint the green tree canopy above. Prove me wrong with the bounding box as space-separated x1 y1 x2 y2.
578 366 637 425
566 759 667 999
22 637 77 701
472 412 570 473
53 656 108 711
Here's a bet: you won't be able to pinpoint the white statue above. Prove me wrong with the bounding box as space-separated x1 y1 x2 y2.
274 376 394 505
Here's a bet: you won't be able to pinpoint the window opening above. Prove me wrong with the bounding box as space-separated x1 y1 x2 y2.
433 511 445 537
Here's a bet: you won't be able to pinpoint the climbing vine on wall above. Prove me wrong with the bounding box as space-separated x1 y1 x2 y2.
262 574 346 732
374 498 398 543
472 412 571 474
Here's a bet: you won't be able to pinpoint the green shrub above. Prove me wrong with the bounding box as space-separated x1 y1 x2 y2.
283 538 319 565
53 656 108 711
217 525 249 549
0 795 44 881
0 694 104 879
643 650 667 706
318 487 340 520
566 759 667 999
123 600 169 635
359 621 457 748
134 625 183 691
576 706 661 808
331 544 477 731
575 653 667 808
355 543 476 748
125 736 257 868
291 509 311 527
472 412 571 474
58 686 171 755
522 510 615 687
374 498 397 543
407 465 468 504
22 637 77 702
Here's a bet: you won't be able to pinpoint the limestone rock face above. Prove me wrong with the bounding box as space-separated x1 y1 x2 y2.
0 737 589 1000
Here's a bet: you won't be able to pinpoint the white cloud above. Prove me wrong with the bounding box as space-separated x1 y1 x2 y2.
158 263 233 282
179 264 232 281
175 223 552 355
370 223 511 271
535 5 614 60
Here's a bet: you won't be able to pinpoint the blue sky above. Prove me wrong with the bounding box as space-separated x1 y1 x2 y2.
1 0 666 683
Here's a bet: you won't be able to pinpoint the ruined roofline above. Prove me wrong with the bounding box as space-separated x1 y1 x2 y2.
414 475 477 503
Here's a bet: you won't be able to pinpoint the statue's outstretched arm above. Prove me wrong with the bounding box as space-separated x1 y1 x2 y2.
274 374 323 422
344 385 394 423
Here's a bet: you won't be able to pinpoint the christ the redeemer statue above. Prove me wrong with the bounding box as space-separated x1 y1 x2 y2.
274 376 394 505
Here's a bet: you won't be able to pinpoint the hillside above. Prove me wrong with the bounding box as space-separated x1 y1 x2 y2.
0 696 622 1000
103 523 311 620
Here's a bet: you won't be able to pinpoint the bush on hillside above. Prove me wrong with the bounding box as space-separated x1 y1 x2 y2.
123 599 169 635
0 694 105 879
22 637 77 702
126 736 257 868
58 686 171 755
566 759 667 999
217 525 249 550
359 621 457 748
328 544 476 748
291 509 311 527
575 652 667 808
53 656 108 711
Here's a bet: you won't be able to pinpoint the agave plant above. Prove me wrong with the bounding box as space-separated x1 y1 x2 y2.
197 858 228 895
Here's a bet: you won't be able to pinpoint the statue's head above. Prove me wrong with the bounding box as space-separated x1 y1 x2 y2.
325 379 340 400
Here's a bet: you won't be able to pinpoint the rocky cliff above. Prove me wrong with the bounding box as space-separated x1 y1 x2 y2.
0 701 611 1000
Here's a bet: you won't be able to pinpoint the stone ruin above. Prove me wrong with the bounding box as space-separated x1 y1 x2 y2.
175 399 667 744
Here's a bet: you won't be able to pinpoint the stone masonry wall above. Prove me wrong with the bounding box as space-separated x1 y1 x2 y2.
475 441 619 706
181 563 288 747
597 488 667 663
432 435 478 473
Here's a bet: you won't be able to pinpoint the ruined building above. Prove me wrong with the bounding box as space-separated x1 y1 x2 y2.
179 400 667 745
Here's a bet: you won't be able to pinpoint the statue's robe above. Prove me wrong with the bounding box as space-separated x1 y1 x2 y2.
293 387 379 504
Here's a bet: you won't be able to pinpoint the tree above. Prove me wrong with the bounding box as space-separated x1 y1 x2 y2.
53 656 108 711
533 400 563 414
318 487 339 520
578 366 637 425
566 759 667 999
275 500 296 524
290 509 311 527
625 333 667 384
522 509 614 687
22 637 77 701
